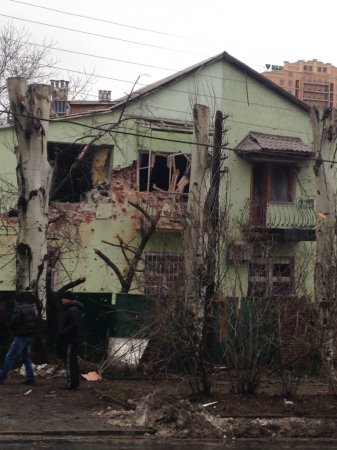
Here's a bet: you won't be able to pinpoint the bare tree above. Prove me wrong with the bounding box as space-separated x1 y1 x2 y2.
0 23 54 120
67 68 97 101
7 78 52 311
94 201 160 294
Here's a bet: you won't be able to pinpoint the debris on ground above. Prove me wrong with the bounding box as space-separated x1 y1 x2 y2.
100 390 223 439
82 371 102 382
19 364 66 378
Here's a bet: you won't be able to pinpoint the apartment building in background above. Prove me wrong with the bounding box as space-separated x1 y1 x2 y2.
262 59 337 108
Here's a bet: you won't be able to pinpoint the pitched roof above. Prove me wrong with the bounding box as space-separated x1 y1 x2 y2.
110 51 310 112
235 131 314 157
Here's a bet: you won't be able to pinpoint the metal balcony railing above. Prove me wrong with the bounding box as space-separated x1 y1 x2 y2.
244 198 315 230
133 192 188 231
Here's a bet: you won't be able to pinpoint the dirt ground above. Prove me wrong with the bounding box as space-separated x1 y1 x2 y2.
2 366 337 441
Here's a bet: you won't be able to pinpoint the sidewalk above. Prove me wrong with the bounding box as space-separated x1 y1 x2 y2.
2 372 337 442
0 373 154 440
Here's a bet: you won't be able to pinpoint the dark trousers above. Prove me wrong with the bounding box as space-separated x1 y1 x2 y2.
58 343 80 388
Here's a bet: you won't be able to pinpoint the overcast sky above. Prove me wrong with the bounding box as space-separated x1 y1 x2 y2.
2 0 337 100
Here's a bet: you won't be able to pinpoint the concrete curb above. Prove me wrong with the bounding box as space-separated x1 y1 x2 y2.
0 428 156 438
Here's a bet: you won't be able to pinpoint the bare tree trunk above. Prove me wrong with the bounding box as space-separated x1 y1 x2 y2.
183 104 211 394
184 104 210 310
310 107 337 380
7 78 52 311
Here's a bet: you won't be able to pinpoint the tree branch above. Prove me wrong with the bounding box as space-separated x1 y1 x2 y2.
94 248 127 291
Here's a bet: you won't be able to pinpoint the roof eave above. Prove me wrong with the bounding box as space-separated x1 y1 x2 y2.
236 149 314 159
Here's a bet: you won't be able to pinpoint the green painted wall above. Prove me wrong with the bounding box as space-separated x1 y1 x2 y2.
0 57 316 301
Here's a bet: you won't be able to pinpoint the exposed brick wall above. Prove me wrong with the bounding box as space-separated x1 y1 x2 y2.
50 202 95 225
111 162 138 204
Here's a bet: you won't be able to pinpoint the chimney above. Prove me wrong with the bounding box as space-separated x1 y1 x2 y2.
98 90 111 101
50 79 69 116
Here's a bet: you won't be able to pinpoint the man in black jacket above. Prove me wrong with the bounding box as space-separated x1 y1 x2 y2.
57 291 84 390
0 292 38 385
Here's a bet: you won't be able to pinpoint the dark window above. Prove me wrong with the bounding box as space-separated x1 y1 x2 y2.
273 263 291 278
250 263 268 278
138 150 190 194
271 165 293 202
49 143 112 202
280 79 285 86
252 163 295 205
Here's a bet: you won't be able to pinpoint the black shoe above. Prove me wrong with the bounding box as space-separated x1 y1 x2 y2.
21 379 35 385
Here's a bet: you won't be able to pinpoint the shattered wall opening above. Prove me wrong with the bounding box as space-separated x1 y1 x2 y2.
49 143 112 202
138 150 190 195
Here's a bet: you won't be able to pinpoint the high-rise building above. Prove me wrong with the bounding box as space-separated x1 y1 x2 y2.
262 59 337 108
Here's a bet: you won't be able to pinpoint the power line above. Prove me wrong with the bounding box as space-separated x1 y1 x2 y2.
3 109 333 164
9 0 199 41
3 36 310 118
11 38 176 72
0 13 204 57
50 64 317 119
43 62 310 118
0 54 313 135
10 3 312 81
54 66 143 87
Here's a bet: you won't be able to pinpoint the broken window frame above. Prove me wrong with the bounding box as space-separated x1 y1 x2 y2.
138 149 190 196
48 142 113 203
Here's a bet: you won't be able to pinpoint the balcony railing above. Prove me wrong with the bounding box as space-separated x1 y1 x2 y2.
133 192 188 231
244 198 315 230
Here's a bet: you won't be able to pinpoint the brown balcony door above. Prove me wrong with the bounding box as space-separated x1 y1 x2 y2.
250 163 268 226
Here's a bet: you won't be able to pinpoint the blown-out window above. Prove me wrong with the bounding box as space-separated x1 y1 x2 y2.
49 142 112 202
138 150 190 194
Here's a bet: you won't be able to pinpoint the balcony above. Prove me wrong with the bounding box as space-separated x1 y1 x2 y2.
243 198 316 241
133 192 188 231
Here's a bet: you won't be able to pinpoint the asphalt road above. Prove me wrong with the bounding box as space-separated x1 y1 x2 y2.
3 438 337 450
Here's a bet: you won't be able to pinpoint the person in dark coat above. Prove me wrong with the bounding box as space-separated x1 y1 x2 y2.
0 292 38 385
46 275 86 352
56 291 84 390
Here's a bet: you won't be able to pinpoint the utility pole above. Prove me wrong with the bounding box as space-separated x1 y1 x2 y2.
310 107 337 383
7 78 52 313
203 110 223 358
205 110 223 292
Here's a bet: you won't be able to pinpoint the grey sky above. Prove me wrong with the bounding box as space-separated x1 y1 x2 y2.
2 0 337 100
